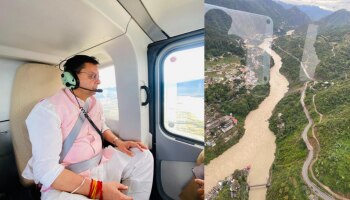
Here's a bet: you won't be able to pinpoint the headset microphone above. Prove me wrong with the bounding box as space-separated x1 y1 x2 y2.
79 86 103 93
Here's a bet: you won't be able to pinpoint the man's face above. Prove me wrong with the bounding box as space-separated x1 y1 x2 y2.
77 62 101 95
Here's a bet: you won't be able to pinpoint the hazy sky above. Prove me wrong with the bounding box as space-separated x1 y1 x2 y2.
276 0 350 11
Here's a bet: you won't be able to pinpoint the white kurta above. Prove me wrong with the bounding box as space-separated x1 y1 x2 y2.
23 95 153 199
41 147 154 200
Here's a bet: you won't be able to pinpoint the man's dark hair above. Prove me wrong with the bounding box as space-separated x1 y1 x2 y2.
64 55 99 73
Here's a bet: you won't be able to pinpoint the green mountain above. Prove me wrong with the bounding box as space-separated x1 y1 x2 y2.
314 27 350 80
275 0 333 21
274 9 350 84
286 6 312 27
205 8 246 60
318 9 350 29
205 0 311 32
313 10 350 80
293 9 350 34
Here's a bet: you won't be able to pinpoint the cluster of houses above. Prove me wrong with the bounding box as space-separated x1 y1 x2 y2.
205 53 240 88
205 61 258 91
205 50 264 147
205 168 250 200
205 67 239 87
205 114 238 147
240 67 258 90
205 38 269 89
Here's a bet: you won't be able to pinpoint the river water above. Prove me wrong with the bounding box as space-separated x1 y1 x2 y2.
205 38 289 199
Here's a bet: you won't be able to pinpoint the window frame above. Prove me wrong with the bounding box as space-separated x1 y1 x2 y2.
157 35 204 144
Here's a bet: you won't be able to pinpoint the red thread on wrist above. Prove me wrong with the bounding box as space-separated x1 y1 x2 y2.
100 181 103 200
88 179 93 197
96 181 103 200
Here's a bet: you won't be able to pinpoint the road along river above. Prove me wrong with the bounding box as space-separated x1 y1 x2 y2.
205 38 289 200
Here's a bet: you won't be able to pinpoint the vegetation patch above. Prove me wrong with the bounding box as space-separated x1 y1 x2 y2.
267 91 309 200
311 80 350 196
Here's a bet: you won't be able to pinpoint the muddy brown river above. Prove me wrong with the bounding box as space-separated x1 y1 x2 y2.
205 38 289 199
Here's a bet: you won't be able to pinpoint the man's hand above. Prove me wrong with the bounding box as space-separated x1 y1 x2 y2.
115 140 148 156
102 182 133 200
195 179 204 200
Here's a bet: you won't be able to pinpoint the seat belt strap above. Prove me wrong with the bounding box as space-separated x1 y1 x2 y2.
59 101 103 173
59 101 89 163
66 151 102 173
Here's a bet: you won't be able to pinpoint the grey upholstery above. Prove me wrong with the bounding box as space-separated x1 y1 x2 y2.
10 63 63 186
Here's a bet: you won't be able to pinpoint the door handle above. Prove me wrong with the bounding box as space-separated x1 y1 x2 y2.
140 85 150 106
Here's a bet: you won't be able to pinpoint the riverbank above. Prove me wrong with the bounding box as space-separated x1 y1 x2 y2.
267 91 309 199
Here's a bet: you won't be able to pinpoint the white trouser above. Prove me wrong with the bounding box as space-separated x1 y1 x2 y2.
41 147 154 200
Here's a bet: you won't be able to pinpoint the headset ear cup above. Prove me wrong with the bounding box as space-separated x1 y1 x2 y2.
73 72 79 89
61 71 79 89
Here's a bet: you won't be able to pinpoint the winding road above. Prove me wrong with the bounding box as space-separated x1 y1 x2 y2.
277 42 347 199
300 82 334 200
304 86 350 200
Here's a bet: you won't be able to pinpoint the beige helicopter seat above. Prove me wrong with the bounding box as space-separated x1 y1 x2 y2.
10 63 63 186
